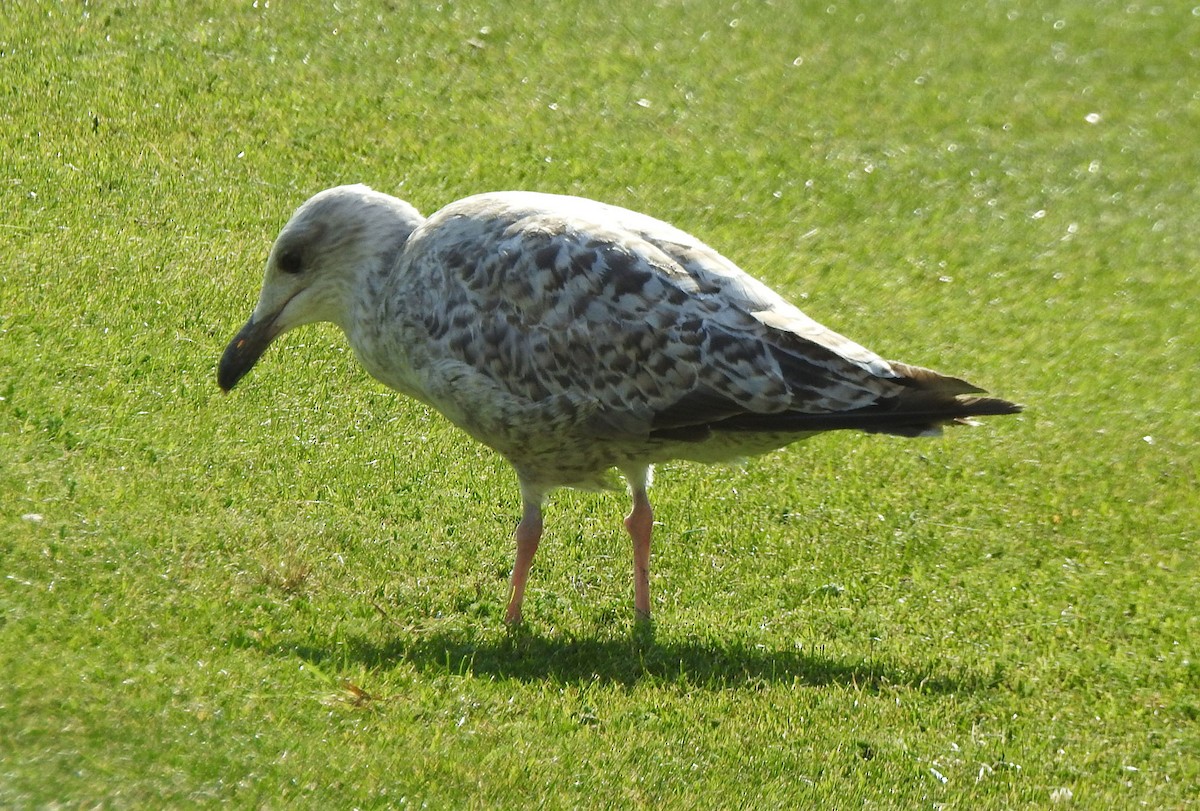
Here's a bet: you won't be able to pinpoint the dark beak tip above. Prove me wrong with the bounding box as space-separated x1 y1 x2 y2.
216 361 248 394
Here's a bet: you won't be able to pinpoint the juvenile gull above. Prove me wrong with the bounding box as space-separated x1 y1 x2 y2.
218 185 1021 624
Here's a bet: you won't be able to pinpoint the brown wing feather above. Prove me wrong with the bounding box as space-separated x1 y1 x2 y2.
412 193 1019 448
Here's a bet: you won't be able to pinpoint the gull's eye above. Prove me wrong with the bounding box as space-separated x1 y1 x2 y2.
277 248 304 275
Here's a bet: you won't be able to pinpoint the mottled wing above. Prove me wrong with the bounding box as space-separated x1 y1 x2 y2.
405 193 908 442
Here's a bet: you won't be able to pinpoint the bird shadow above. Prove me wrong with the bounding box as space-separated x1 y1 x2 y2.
267 621 986 694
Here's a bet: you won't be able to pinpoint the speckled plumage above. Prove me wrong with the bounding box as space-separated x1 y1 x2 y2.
219 184 1021 623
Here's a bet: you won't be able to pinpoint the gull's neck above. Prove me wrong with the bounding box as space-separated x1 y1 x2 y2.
342 214 431 400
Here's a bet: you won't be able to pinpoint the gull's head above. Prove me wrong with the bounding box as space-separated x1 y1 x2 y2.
218 184 424 392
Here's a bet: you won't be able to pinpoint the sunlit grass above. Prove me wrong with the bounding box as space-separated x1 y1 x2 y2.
2 1 1197 807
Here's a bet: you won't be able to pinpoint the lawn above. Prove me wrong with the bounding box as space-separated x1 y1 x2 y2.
2 1 1197 807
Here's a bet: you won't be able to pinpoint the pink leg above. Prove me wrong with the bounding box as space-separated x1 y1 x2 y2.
625 484 654 622
505 498 543 625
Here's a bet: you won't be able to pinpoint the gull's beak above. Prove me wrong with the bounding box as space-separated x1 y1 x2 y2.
218 313 278 392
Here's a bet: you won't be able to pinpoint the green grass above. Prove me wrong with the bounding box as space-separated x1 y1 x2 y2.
2 0 1197 807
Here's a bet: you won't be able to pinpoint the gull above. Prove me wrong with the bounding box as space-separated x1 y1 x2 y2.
218 185 1020 624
